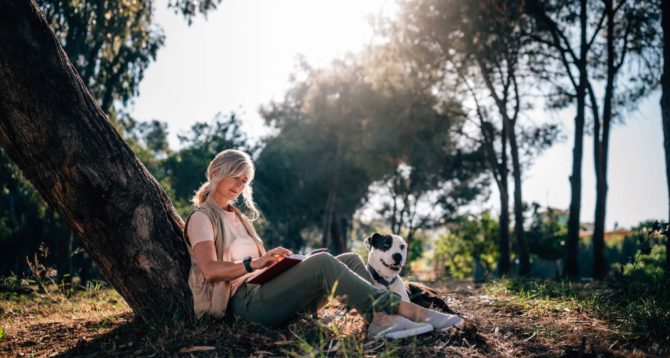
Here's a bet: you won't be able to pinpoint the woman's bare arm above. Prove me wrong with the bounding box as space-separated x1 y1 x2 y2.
188 211 292 283
192 241 251 282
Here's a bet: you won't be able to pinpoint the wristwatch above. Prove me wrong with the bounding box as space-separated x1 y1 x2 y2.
243 256 255 273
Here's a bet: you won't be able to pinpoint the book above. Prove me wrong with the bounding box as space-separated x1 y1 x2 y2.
247 249 328 285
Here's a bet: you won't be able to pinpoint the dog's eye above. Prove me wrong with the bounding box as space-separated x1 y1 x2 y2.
400 244 406 250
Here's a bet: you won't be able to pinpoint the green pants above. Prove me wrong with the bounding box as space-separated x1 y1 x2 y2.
229 252 401 326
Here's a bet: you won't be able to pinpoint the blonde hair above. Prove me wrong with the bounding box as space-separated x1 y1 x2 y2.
192 149 260 220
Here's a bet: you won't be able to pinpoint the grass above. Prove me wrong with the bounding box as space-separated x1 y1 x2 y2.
1 277 668 357
484 277 670 353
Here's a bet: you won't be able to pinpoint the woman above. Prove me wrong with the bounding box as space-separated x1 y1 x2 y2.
184 149 465 340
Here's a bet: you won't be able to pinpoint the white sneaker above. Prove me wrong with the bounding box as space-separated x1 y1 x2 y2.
367 315 434 340
423 310 464 332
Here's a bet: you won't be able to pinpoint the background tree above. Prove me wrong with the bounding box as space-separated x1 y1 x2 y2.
663 0 670 273
388 0 560 276
524 0 601 278
525 0 661 279
162 113 250 217
586 0 660 280
255 50 487 253
257 58 382 253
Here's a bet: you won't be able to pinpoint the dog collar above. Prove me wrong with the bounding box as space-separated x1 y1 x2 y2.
367 264 398 288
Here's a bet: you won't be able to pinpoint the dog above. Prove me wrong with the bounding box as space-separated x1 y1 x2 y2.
364 232 411 301
364 232 455 314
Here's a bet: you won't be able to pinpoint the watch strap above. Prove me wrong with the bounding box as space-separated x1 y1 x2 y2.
243 256 254 273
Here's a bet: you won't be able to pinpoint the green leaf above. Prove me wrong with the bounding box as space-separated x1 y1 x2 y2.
0 327 4 339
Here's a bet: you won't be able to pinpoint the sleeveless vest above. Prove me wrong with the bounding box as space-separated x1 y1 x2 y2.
183 196 266 318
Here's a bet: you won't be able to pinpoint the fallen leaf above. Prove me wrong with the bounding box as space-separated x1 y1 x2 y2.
179 346 216 353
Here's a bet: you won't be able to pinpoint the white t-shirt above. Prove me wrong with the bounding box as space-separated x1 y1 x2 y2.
187 209 261 295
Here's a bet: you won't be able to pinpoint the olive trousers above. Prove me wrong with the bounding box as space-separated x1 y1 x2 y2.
228 252 401 326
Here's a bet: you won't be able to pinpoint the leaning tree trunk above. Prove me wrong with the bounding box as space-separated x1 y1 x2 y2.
0 0 192 321
662 0 670 273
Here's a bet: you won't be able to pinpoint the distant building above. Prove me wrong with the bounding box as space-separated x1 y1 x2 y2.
537 208 632 241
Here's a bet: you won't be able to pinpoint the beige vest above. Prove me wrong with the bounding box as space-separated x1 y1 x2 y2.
183 196 266 318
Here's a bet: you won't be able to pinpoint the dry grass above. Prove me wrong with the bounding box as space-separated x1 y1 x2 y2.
0 279 664 357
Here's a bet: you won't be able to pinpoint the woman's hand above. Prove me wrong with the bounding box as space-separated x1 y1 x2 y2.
251 247 293 270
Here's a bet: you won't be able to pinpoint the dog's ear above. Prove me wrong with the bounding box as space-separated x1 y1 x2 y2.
364 235 372 250
365 233 382 250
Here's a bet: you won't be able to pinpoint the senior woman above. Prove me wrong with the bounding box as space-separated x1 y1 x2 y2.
183 149 464 340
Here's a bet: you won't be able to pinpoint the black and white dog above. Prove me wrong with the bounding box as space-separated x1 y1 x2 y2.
364 232 456 314
364 233 411 302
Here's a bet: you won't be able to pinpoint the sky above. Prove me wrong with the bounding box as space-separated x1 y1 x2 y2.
130 0 667 230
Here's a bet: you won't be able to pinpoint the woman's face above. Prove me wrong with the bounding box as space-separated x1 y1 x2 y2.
214 172 249 203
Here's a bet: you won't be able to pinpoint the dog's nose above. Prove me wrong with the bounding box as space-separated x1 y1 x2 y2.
392 253 403 264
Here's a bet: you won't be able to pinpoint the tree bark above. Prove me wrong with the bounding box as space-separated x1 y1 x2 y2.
662 0 670 273
477 115 510 276
564 0 588 279
593 0 622 280
508 126 530 276
499 119 511 276
0 0 192 321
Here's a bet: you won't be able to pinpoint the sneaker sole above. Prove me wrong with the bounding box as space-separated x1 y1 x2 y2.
437 317 465 332
384 324 434 340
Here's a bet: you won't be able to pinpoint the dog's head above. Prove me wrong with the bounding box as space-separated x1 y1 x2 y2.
364 233 408 280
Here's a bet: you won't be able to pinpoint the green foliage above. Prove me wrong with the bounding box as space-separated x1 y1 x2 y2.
407 234 424 264
527 204 567 261
255 51 486 252
37 0 164 115
163 113 250 217
433 211 499 279
611 221 668 300
256 56 403 251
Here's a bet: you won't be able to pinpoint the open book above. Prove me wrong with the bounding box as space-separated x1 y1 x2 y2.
247 249 327 285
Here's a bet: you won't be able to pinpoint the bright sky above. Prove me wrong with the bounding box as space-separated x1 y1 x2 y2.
130 0 667 230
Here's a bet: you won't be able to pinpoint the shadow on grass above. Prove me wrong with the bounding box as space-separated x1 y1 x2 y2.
57 309 490 357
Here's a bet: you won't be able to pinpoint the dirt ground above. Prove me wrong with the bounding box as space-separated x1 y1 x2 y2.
0 280 662 357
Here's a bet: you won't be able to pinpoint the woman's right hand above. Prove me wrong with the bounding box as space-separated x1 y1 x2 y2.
250 247 293 270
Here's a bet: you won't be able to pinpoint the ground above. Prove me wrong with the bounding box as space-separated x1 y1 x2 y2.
0 279 666 357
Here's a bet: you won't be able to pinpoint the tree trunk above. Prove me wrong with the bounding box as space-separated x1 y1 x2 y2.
662 0 670 273
499 120 511 276
508 126 530 276
564 0 588 279
321 189 335 250
0 0 192 321
593 0 617 280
